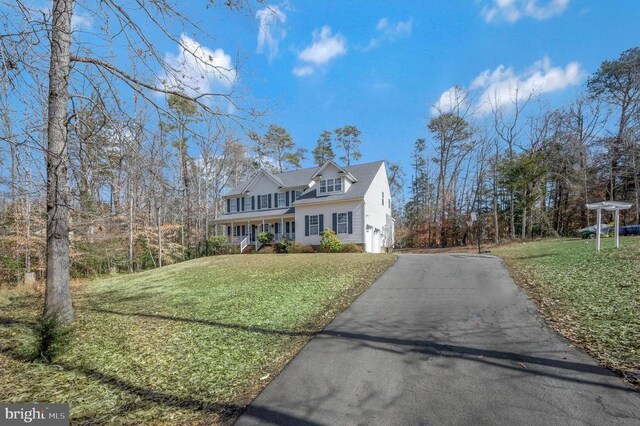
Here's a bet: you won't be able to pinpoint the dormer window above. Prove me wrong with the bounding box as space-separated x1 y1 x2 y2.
320 177 342 194
228 198 237 213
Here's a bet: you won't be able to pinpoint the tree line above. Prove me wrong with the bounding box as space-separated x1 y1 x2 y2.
396 47 640 248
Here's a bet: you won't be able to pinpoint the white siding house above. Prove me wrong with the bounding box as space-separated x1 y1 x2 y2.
213 160 394 253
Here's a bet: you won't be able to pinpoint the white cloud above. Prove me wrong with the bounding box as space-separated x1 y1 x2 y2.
481 0 570 23
293 26 346 77
256 5 287 62
71 13 93 30
431 86 469 115
160 34 237 97
365 17 413 51
292 65 314 77
433 56 583 115
298 26 347 65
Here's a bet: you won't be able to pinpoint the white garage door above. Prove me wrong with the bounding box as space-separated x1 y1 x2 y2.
371 228 380 253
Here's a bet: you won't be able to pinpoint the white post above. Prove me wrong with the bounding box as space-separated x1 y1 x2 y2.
596 209 601 253
614 209 620 249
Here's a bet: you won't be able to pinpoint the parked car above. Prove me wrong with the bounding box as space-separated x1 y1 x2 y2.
619 225 640 236
578 224 611 239
578 224 640 238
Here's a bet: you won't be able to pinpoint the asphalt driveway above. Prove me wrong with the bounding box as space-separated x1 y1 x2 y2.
236 253 640 425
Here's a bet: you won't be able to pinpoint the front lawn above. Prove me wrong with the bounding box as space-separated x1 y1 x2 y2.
0 253 395 424
493 238 640 384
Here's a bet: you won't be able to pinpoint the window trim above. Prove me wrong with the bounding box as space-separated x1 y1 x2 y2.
309 214 320 236
228 198 237 213
337 212 348 234
260 194 269 210
319 177 342 194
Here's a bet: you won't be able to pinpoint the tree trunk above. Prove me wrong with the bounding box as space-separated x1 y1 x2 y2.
44 0 74 323
521 187 527 240
157 205 163 268
128 191 134 272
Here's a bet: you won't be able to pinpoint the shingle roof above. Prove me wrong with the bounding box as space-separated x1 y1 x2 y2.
225 160 385 204
295 161 384 204
226 166 318 196
213 207 295 222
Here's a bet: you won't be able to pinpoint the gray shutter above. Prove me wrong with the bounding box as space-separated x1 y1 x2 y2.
274 192 278 208
292 221 295 233
226 198 230 213
305 215 309 236
286 191 290 206
348 211 353 234
236 198 240 212
268 194 272 208
241 198 245 211
252 196 255 210
319 214 324 233
286 222 290 233
332 213 338 233
257 195 261 209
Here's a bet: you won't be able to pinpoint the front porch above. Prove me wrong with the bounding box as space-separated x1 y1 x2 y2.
215 216 297 251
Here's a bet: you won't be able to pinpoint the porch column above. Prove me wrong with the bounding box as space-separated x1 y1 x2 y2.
247 221 250 238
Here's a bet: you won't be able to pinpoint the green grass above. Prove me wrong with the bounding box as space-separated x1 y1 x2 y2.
493 238 640 382
0 253 395 425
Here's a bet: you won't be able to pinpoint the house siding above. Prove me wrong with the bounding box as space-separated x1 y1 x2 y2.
295 200 365 246
363 163 394 251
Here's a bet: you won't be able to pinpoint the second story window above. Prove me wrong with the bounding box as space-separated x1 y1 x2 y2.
260 194 269 209
319 177 342 194
277 192 286 206
295 190 302 200
228 198 237 213
244 197 251 211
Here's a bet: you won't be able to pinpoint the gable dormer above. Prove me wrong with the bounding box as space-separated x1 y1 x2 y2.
311 161 357 197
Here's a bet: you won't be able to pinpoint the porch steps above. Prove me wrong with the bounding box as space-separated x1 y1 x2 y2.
241 245 255 254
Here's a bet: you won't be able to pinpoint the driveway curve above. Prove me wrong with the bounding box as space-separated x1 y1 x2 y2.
236 253 640 425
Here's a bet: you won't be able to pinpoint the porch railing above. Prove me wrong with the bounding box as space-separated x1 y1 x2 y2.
240 236 249 253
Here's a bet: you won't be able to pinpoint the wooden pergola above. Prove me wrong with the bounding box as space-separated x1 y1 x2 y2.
586 201 632 252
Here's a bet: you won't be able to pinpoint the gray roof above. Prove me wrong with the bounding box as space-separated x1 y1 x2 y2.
226 161 384 199
295 161 384 205
227 167 314 196
213 207 295 222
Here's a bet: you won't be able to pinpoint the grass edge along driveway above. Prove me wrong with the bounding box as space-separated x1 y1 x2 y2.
0 253 396 425
493 238 640 387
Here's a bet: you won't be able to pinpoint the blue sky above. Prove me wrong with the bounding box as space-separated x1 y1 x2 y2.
67 0 640 170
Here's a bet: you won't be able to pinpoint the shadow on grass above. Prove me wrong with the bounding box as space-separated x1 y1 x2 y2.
89 307 317 337
0 316 37 328
510 252 559 260
88 308 636 393
0 345 322 425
